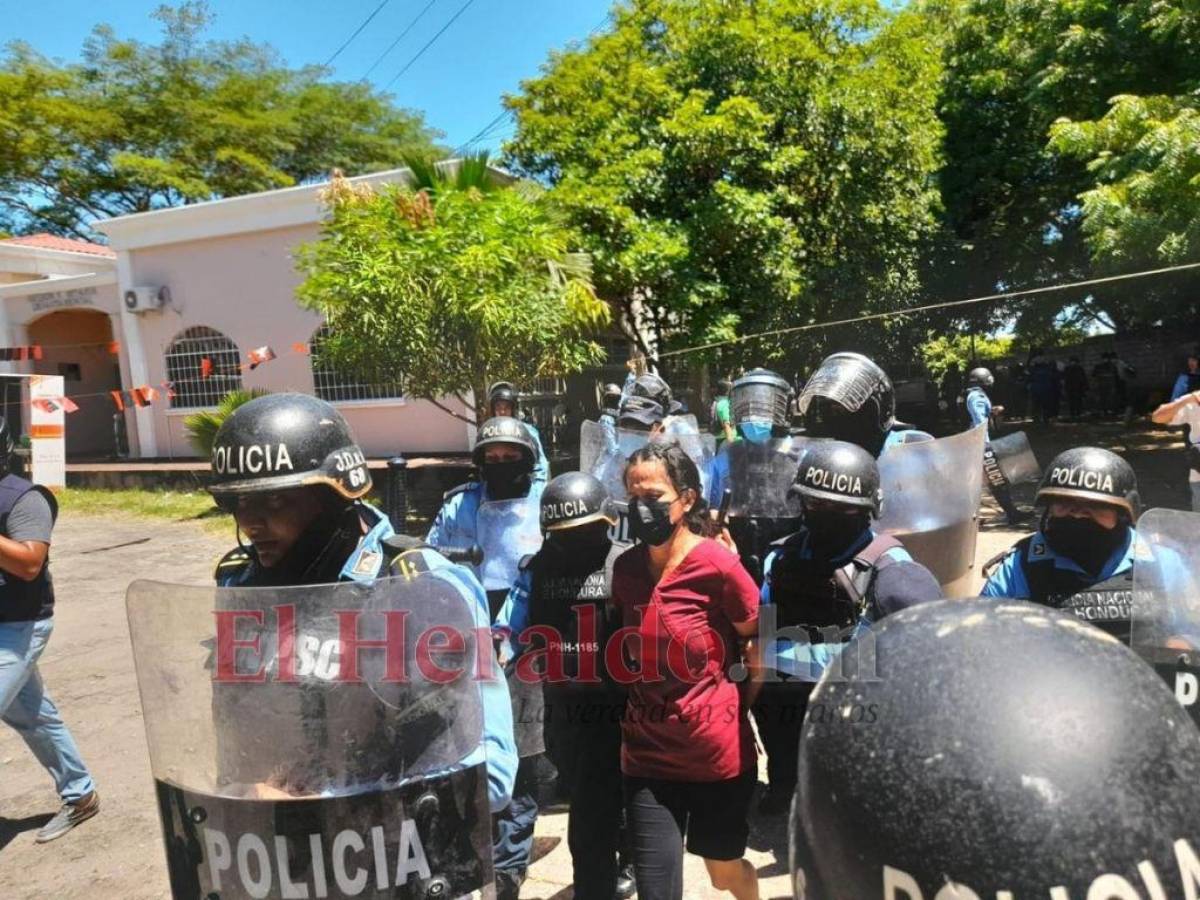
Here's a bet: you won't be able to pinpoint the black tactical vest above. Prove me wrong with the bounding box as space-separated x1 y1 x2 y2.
1018 536 1134 643
0 474 56 623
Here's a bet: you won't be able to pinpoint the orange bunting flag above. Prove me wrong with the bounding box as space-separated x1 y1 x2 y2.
136 386 158 405
160 381 176 399
60 397 79 414
200 357 213 379
31 399 57 414
31 345 43 361
107 341 121 355
247 346 277 370
110 390 126 412
291 342 310 355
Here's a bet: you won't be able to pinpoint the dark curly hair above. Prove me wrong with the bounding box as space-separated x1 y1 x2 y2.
624 441 716 537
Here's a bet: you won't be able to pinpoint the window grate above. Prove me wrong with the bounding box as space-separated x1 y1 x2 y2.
165 326 243 409
310 326 405 403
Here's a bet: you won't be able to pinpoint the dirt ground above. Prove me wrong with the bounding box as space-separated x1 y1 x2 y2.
0 418 1190 899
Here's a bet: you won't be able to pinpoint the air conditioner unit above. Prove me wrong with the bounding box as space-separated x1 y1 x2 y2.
124 286 169 314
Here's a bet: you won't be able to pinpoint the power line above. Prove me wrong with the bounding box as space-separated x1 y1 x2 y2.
382 0 478 91
323 0 393 68
654 261 1200 360
361 0 441 80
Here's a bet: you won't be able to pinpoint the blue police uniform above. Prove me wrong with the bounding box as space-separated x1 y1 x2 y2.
881 426 933 453
523 420 551 483
761 528 942 681
965 386 992 437
1172 372 1200 401
218 501 518 814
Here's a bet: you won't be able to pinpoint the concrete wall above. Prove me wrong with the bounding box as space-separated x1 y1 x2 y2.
124 226 473 458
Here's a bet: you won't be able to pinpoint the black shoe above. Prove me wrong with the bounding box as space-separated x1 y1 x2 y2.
35 791 99 843
496 869 524 900
758 786 792 815
615 863 637 899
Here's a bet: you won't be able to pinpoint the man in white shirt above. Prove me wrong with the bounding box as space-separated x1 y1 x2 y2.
1151 389 1200 510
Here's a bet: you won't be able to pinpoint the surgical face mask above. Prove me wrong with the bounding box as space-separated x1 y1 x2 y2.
628 496 677 547
1044 515 1126 575
740 421 774 445
483 460 532 501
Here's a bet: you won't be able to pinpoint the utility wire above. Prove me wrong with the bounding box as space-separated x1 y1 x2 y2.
361 0 441 80
654 261 1200 359
323 0 393 68
382 0 478 90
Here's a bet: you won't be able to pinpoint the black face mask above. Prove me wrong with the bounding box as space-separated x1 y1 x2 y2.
549 522 612 556
1044 515 1126 575
246 503 361 587
483 460 532 501
808 404 884 458
805 509 871 560
628 497 677 547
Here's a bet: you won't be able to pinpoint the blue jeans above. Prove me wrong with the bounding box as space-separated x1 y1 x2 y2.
0 618 95 802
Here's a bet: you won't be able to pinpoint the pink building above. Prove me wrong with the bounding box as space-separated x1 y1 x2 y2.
0 167 476 460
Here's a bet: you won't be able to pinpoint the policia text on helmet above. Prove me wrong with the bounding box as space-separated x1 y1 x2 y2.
473 416 538 501
207 394 374 585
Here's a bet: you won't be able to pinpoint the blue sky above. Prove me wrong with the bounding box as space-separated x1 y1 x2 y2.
1 0 615 153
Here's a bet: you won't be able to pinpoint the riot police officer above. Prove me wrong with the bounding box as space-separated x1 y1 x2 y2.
496 472 635 900
964 366 1028 525
489 381 550 482
706 368 801 581
600 383 624 429
757 440 942 813
981 446 1142 641
790 598 1200 899
427 416 546 618
204 394 518 855
797 352 930 457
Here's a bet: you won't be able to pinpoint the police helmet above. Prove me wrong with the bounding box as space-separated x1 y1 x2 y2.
601 383 623 413
1035 446 1139 519
790 598 1200 899
797 352 895 434
540 472 618 532
207 393 371 507
472 416 537 468
488 381 520 415
732 368 792 428
968 366 995 388
788 440 881 515
618 395 665 432
629 373 672 411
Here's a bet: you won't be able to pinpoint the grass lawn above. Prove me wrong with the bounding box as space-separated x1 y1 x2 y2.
56 488 231 533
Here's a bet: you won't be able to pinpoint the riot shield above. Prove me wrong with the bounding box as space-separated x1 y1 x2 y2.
989 430 1040 484
877 424 985 596
1132 508 1200 729
127 574 492 900
579 415 716 503
475 495 544 593
725 437 806 518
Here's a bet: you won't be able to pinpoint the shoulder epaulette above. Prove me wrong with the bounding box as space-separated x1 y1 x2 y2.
442 481 479 502
214 547 252 582
518 553 537 572
981 536 1031 579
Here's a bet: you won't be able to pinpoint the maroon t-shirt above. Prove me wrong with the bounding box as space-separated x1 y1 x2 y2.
611 539 759 781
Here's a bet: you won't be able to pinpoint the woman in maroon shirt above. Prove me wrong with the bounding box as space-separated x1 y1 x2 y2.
613 442 762 900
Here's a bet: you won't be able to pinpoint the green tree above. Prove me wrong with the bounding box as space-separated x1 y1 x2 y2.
503 0 944 371
183 388 269 457
295 168 609 424
0 2 441 240
934 0 1200 334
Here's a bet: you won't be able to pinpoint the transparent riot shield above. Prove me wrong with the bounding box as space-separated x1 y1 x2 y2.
990 430 1040 484
1132 508 1200 729
475 495 544 593
127 574 491 900
877 424 985 596
726 437 806 518
579 415 715 503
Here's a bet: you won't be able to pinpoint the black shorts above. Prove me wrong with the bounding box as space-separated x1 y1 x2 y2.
624 768 756 861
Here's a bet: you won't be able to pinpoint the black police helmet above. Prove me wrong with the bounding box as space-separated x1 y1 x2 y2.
1035 446 1139 519
968 366 995 388
798 352 895 434
790 598 1200 899
472 416 537 468
629 373 672 411
540 471 618 532
788 439 881 515
207 393 371 506
732 368 792 428
488 381 520 414
602 383 623 409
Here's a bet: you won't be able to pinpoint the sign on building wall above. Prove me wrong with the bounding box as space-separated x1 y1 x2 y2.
27 375 65 488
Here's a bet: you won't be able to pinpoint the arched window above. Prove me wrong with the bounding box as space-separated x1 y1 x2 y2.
164 326 243 409
310 325 405 403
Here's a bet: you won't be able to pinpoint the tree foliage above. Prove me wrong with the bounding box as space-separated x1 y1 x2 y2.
0 2 441 239
295 167 609 424
503 0 944 371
